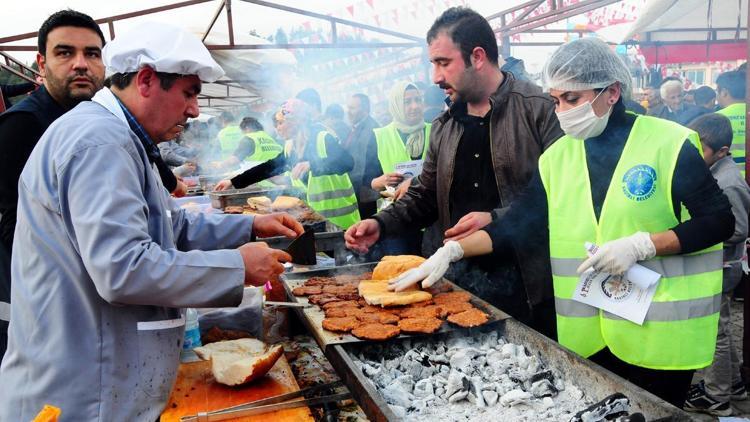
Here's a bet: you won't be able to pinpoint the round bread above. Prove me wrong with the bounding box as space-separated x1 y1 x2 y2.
372 255 427 280
351 323 401 340
398 317 443 334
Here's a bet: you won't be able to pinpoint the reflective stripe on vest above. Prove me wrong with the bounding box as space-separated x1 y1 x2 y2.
304 131 361 229
556 293 721 321
245 131 283 162
717 103 746 175
373 122 431 174
539 114 721 370
218 125 244 159
550 249 723 278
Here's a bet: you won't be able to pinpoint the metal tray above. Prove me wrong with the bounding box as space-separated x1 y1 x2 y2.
280 263 511 350
326 318 695 422
208 186 304 209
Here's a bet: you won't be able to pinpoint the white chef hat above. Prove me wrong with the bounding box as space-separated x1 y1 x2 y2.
103 21 224 83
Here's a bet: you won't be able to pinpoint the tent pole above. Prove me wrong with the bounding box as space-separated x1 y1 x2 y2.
743 0 749 388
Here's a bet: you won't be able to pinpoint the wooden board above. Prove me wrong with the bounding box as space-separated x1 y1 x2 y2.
160 355 314 422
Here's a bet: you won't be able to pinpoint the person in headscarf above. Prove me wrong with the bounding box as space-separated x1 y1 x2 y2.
215 99 361 229
364 81 431 204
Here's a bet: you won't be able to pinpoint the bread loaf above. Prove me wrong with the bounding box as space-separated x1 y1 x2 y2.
194 338 283 386
372 255 426 280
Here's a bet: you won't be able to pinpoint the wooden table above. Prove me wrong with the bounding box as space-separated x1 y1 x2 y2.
160 355 314 422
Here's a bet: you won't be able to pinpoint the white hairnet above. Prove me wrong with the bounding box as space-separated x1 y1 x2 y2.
541 37 631 99
103 22 224 83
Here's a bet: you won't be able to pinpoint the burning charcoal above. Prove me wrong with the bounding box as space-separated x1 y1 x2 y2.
483 390 499 407
439 364 449 375
445 371 465 398
470 376 486 407
541 396 555 410
411 398 430 413
430 353 449 365
475 355 487 368
413 379 434 398
421 365 435 379
394 374 415 392
499 389 532 407
382 382 412 408
390 405 406 418
448 390 469 403
401 359 423 380
570 393 630 422
435 386 445 397
529 378 558 398
449 348 478 374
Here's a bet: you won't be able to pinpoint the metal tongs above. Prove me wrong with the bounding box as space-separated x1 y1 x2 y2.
179 380 349 422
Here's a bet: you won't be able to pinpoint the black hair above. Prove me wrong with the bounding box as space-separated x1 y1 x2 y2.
38 9 105 55
716 70 746 100
689 113 733 151
108 71 181 91
296 88 322 113
426 7 499 67
240 117 263 132
352 93 371 114
324 103 345 120
693 86 716 106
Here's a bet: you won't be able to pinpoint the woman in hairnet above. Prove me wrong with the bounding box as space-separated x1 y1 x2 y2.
215 99 361 229
389 37 733 407
363 81 431 206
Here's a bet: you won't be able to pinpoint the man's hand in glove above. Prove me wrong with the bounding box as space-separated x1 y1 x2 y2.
388 241 464 292
576 232 656 276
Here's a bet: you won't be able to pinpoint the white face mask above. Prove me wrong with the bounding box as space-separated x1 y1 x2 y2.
556 90 612 140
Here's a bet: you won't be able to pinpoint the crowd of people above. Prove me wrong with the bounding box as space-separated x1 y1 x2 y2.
0 5 746 420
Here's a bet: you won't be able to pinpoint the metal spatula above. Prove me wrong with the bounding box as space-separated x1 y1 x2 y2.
285 229 316 265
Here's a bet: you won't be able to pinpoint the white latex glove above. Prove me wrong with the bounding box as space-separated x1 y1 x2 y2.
388 241 464 292
576 232 656 276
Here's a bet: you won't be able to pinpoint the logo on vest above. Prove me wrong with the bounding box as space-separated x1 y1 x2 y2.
600 274 633 301
622 164 657 201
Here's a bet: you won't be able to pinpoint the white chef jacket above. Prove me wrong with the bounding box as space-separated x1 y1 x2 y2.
0 88 252 421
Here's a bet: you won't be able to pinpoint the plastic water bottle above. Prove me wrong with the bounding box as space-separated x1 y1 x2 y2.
183 308 202 351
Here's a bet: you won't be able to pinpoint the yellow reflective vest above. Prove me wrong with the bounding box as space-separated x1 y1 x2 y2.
218 125 243 159
284 132 361 229
716 103 746 176
539 114 722 370
373 122 432 174
244 131 283 162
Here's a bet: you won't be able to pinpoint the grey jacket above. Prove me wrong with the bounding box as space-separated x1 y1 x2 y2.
0 88 251 421
375 72 563 306
710 156 750 262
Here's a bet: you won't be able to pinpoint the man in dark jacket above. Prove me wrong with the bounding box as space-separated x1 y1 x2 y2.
648 79 707 125
345 93 380 218
0 10 105 357
345 7 563 337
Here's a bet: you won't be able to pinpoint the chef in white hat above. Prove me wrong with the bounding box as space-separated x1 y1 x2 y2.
0 22 302 421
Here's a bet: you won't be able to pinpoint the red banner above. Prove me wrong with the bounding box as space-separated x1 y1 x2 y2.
641 42 747 65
